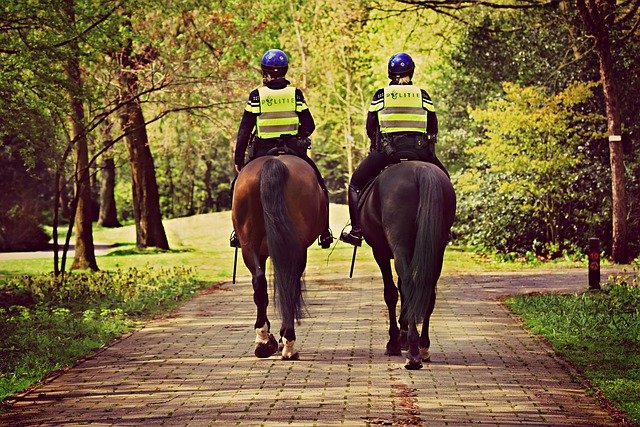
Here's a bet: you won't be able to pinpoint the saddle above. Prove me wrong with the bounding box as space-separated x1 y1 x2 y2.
251 136 311 159
357 158 436 211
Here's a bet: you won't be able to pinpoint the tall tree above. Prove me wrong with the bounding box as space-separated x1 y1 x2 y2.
117 32 169 249
575 0 637 262
97 118 121 227
65 0 98 271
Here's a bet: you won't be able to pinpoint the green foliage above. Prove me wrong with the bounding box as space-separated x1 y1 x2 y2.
5 267 200 315
455 81 608 257
0 304 130 403
142 0 286 217
505 270 640 423
0 266 204 402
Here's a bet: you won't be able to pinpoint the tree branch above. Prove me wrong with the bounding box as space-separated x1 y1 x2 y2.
393 0 558 11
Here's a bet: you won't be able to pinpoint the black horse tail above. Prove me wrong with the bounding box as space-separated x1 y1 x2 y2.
260 158 306 323
401 167 444 324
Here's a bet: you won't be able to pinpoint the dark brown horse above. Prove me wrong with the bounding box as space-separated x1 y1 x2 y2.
360 161 456 369
232 154 327 360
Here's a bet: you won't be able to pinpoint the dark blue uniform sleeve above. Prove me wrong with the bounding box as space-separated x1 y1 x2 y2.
296 88 315 138
366 89 385 151
366 111 379 151
234 89 259 166
421 89 438 135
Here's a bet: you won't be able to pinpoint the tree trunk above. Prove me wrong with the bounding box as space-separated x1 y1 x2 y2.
597 38 628 263
98 119 121 228
117 41 169 250
202 158 215 212
576 0 629 262
58 174 72 220
65 0 98 271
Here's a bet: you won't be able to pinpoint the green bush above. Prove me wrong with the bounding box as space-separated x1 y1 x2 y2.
454 82 612 258
6 266 200 315
0 267 204 402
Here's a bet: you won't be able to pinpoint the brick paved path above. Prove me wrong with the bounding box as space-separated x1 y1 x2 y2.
1 269 623 426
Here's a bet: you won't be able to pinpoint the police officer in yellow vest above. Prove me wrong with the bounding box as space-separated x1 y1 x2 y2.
340 52 449 246
231 49 334 249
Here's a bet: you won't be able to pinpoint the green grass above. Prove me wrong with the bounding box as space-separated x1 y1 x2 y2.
505 271 640 425
0 205 584 280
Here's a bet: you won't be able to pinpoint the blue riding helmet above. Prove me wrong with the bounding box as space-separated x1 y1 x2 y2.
261 49 288 77
388 52 415 78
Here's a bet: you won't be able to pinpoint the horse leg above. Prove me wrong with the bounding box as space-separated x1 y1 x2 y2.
279 323 299 360
397 280 409 350
278 254 305 361
375 254 401 356
404 320 423 370
252 257 278 358
419 286 437 362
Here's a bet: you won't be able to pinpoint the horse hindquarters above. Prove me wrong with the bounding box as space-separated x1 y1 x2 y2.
390 166 452 368
259 158 306 358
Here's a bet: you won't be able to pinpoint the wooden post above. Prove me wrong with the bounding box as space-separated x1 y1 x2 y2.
588 237 600 290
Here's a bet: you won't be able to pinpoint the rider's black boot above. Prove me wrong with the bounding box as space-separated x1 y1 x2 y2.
340 186 362 246
318 188 334 249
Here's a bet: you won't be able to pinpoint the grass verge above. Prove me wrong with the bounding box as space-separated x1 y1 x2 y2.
0 267 206 405
505 269 640 425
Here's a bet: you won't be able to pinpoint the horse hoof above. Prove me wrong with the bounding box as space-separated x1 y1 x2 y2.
385 342 402 356
282 352 300 361
254 334 278 358
404 358 423 370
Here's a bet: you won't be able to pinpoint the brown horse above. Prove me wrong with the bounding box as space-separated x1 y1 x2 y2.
360 161 455 369
232 154 327 360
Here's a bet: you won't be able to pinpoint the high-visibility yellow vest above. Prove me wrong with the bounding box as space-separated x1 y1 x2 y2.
255 86 299 139
375 85 431 134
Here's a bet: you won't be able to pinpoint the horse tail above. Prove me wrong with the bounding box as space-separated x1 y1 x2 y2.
260 158 306 322
401 167 444 324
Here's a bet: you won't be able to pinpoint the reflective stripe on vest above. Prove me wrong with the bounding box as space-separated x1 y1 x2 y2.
379 85 427 133
256 86 298 138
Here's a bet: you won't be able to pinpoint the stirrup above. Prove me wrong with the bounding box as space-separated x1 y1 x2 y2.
229 231 240 248
340 229 362 247
318 229 334 249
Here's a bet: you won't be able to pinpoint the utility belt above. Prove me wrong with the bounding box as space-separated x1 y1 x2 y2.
249 135 311 159
378 133 435 160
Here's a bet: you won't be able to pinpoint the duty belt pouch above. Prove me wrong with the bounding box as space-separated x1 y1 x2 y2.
293 137 311 151
247 133 256 160
386 134 423 162
380 135 395 156
280 136 309 156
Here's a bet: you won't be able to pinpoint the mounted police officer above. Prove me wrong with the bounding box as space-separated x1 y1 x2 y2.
231 48 334 249
340 52 449 246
